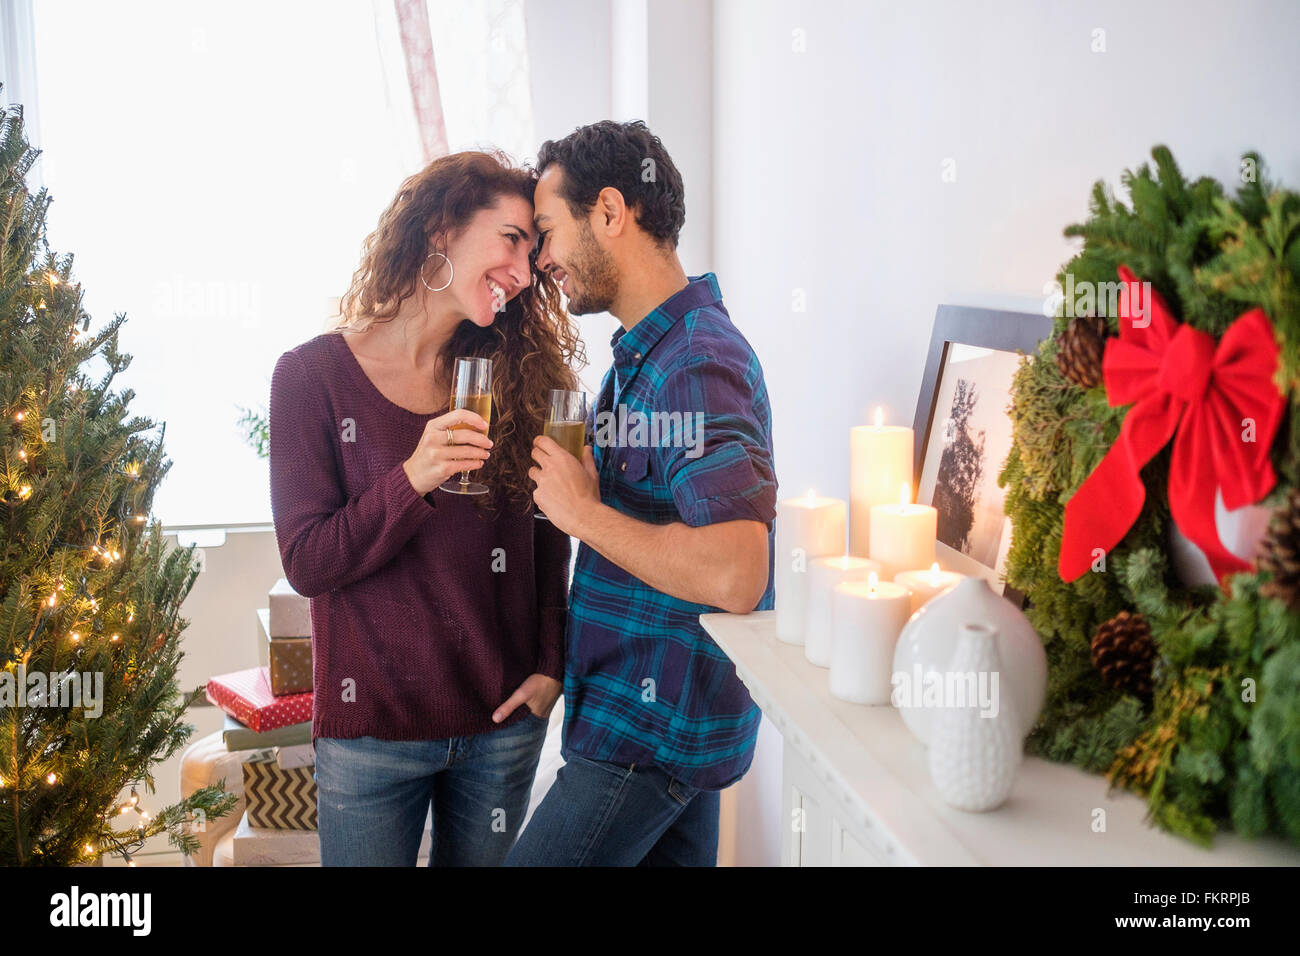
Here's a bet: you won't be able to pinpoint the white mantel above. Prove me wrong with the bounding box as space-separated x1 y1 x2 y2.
702 611 1300 867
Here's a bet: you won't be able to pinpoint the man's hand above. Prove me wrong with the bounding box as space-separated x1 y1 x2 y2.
529 436 600 536
493 673 563 723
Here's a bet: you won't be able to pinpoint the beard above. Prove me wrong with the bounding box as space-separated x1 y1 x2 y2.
563 221 619 315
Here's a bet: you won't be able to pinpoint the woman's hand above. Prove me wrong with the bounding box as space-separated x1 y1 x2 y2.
493 673 562 723
402 408 493 495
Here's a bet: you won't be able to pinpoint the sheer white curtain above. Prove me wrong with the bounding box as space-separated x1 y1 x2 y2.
1 0 44 187
30 0 536 528
426 0 536 164
383 0 537 166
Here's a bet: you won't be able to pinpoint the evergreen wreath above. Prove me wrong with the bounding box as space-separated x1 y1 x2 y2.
1000 146 1300 846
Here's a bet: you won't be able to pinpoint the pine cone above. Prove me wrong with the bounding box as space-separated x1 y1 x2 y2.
1259 489 1300 611
1055 315 1108 388
1091 610 1156 698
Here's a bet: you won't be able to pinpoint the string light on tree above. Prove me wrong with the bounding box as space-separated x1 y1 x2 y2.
0 94 238 864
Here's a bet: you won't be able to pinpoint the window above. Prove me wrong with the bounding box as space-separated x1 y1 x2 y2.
34 0 430 526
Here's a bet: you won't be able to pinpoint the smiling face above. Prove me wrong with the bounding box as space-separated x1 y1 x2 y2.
431 193 537 326
533 165 619 316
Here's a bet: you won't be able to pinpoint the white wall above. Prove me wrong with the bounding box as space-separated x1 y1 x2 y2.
715 0 1300 503
712 0 1300 865
527 0 716 391
527 0 617 394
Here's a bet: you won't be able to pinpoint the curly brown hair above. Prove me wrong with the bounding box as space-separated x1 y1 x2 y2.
333 150 586 514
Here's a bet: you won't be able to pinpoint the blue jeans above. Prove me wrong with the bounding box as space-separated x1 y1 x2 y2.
503 754 720 866
314 712 550 866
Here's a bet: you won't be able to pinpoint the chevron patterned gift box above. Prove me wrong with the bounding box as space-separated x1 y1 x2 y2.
242 754 318 830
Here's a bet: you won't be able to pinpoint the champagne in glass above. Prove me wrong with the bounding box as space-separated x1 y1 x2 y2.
535 388 587 521
542 420 586 459
439 356 493 496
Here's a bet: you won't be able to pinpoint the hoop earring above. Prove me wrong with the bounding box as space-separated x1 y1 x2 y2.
421 252 453 293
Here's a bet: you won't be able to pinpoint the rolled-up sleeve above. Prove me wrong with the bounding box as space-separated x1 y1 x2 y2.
655 351 777 531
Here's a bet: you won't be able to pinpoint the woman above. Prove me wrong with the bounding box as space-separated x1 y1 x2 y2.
268 151 584 866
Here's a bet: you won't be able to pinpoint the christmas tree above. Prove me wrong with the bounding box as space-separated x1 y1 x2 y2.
0 90 235 865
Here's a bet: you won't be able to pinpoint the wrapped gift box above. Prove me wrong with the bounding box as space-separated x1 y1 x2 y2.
222 714 311 751
206 667 312 733
270 639 312 696
226 811 322 866
242 755 317 830
257 608 313 695
268 577 311 638
275 743 315 770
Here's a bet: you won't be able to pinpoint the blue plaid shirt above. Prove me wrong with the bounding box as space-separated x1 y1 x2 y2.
561 273 777 790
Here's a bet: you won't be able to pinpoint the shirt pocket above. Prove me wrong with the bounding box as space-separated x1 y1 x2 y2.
611 446 667 520
615 446 651 483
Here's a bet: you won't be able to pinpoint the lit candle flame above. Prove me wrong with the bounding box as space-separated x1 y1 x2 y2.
929 562 941 587
874 407 883 428
868 571 879 595
806 488 816 504
899 481 911 507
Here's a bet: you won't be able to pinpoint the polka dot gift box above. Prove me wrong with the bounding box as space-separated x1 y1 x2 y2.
205 666 313 733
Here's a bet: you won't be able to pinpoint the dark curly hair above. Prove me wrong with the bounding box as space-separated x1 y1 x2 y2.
535 120 686 248
334 150 586 515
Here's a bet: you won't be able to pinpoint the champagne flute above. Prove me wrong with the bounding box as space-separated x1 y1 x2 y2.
535 388 587 521
439 356 493 496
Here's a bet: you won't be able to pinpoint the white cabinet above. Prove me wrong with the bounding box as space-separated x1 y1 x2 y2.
784 740 894 866
701 611 1300 867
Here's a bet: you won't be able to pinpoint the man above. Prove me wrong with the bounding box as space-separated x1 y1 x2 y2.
505 120 776 866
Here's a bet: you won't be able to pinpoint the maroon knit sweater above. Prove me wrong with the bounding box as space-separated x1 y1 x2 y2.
268 331 570 742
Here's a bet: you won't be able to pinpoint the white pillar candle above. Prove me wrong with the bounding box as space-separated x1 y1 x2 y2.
893 563 965 616
849 408 914 558
829 573 912 704
775 491 847 645
804 555 882 667
869 481 937 578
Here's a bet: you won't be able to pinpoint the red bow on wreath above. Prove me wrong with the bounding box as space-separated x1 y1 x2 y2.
1058 266 1285 585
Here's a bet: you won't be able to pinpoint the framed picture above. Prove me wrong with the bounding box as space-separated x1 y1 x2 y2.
912 305 1054 602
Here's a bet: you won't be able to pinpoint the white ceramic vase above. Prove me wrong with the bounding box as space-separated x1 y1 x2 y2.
1167 492 1272 588
891 576 1046 745
928 622 1023 812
